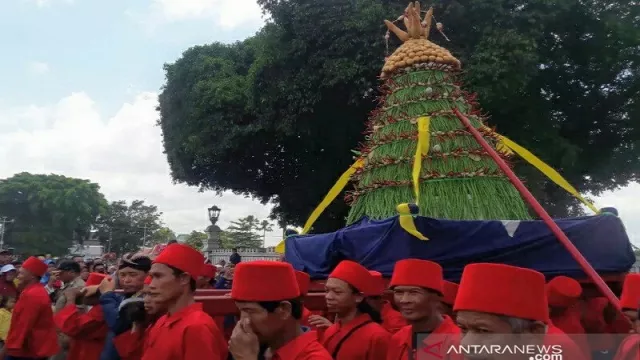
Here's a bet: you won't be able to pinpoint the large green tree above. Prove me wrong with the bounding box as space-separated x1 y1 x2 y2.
158 0 640 232
95 200 163 254
0 172 108 255
222 215 263 249
184 230 207 250
150 226 176 245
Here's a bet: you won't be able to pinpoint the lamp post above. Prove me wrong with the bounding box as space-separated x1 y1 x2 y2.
208 206 221 225
204 206 222 261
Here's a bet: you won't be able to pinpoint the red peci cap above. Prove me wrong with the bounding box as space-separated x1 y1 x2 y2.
86 273 107 287
201 264 216 279
144 276 152 285
389 259 444 294
232 261 300 301
546 276 582 308
22 256 48 277
454 263 548 322
329 260 376 296
442 281 459 306
153 243 205 280
295 271 311 296
620 274 640 310
368 271 385 296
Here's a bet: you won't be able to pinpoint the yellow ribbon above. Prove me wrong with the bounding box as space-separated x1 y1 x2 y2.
274 158 365 254
495 133 599 214
397 203 428 240
412 117 431 204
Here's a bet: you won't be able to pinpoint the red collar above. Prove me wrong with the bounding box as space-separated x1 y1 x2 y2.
160 302 203 327
272 331 318 360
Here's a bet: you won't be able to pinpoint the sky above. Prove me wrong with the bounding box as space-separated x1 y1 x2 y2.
0 0 637 248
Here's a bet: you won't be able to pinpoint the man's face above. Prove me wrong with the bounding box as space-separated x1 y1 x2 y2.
147 263 188 305
58 270 75 283
143 286 165 316
393 285 436 322
118 267 147 295
3 270 16 282
93 264 105 273
16 267 33 290
366 296 384 312
456 311 544 360
325 277 362 314
235 301 288 343
73 257 83 264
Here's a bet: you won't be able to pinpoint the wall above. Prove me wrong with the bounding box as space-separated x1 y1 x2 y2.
206 247 280 264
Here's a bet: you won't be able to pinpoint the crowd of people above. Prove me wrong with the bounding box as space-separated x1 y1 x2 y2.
0 243 637 360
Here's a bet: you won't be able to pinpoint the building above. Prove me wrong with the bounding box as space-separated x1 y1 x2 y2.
68 239 104 259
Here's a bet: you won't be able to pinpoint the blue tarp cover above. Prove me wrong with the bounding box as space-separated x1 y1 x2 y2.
284 214 635 281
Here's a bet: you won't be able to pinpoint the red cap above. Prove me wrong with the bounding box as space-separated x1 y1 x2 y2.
86 273 107 287
389 259 443 294
295 271 311 296
620 274 640 310
546 276 582 308
329 260 376 296
442 281 459 306
232 261 300 301
144 276 152 285
454 263 548 322
23 256 48 277
201 264 216 279
368 271 385 296
153 243 205 280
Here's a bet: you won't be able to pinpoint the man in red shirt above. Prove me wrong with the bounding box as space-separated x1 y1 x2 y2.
386 259 460 360
143 244 227 360
455 263 585 360
1 256 59 360
229 261 332 360
367 270 406 334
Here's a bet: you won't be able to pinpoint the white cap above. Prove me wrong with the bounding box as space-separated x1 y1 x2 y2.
0 264 16 273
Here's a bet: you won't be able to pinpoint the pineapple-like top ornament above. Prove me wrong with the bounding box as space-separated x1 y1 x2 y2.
382 2 460 79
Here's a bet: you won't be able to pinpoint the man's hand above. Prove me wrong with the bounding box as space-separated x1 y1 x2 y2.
229 318 259 360
308 315 333 328
98 277 115 294
81 285 100 297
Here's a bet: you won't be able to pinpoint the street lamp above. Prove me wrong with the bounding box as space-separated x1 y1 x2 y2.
208 206 221 225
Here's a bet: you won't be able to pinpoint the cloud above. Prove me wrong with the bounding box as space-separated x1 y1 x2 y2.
133 0 265 32
27 61 50 75
0 92 285 246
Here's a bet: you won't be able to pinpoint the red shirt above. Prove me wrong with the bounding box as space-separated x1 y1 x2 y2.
272 330 333 360
53 304 108 360
0 277 17 298
386 315 461 360
550 307 591 360
113 327 148 360
142 302 227 360
546 324 588 360
380 302 406 334
612 334 640 360
321 313 390 360
5 282 59 357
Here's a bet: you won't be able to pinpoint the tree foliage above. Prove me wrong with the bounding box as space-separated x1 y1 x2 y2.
150 227 176 245
221 215 263 248
95 200 163 255
0 172 108 255
184 230 207 250
159 0 640 232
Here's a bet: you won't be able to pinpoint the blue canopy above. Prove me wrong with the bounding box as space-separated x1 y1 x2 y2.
284 214 635 281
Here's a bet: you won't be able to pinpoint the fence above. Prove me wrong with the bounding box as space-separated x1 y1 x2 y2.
206 247 280 264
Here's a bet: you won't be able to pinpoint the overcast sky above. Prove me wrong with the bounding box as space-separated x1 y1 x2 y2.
0 0 637 248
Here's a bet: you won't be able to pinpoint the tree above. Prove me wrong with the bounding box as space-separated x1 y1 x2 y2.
0 172 108 255
95 200 163 254
222 215 263 249
184 230 207 250
257 220 274 247
158 0 640 231
150 227 176 245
